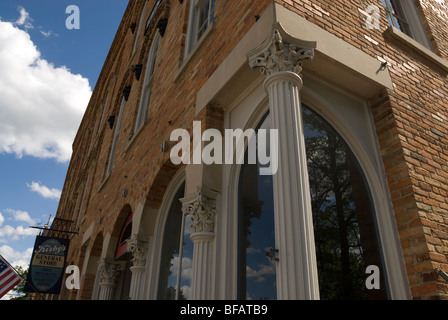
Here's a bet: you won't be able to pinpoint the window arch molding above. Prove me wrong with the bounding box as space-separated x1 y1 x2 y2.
132 1 147 55
133 30 161 135
299 74 410 300
220 73 410 299
135 0 170 64
145 166 187 299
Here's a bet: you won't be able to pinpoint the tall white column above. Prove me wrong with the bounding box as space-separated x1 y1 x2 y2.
97 259 123 300
181 187 217 300
126 235 149 300
247 22 319 300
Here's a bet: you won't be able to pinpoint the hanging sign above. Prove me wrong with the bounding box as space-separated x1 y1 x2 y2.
24 236 70 294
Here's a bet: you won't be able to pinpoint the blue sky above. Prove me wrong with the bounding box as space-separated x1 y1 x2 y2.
0 0 128 287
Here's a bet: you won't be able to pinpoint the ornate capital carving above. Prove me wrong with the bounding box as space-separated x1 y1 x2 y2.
247 22 316 77
126 235 149 268
98 259 124 286
181 187 217 234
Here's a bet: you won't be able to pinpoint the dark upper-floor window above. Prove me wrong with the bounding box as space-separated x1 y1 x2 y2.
185 0 215 57
382 0 432 49
134 32 161 132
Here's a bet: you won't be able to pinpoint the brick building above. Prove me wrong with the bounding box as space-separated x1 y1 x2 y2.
50 0 447 300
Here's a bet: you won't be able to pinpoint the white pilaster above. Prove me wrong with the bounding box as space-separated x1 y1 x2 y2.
126 235 149 300
98 284 115 300
181 187 217 300
97 259 123 300
247 22 319 300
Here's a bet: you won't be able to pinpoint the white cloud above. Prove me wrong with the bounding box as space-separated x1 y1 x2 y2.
38 27 58 39
246 247 262 255
3 208 36 225
0 245 33 269
0 224 39 242
0 9 92 163
0 209 39 242
169 256 193 282
246 262 276 283
39 29 53 38
27 181 61 200
13 6 33 30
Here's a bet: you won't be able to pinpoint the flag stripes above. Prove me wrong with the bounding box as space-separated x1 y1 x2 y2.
0 256 22 299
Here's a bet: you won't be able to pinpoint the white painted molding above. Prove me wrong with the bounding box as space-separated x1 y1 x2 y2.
247 24 320 299
181 186 217 234
384 26 448 72
247 22 316 77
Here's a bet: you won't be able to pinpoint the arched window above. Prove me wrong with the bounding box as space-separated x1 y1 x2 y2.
115 212 133 300
115 213 133 260
135 32 161 132
157 182 194 300
302 105 388 300
238 104 389 300
132 1 148 55
106 97 126 175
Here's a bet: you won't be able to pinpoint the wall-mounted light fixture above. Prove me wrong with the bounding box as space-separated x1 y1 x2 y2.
436 268 448 282
265 247 279 262
160 140 169 152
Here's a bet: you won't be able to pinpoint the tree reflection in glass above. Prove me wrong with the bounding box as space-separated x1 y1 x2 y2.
238 105 389 300
302 105 388 300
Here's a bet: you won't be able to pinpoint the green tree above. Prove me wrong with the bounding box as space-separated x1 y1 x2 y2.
9 266 29 300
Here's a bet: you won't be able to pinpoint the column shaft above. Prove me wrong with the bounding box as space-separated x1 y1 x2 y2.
181 187 217 300
190 232 214 300
265 72 319 299
247 23 319 300
129 266 145 300
98 284 115 300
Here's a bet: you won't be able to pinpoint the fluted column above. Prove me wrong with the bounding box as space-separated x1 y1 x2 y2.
126 235 149 300
97 259 123 300
181 187 217 300
247 22 319 300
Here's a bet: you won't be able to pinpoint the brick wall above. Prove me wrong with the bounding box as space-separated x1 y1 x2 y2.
56 0 448 299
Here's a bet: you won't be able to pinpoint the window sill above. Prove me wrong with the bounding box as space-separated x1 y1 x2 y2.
125 123 145 153
98 172 111 193
174 22 215 82
384 26 448 73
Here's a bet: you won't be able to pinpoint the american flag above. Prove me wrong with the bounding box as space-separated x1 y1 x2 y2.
0 255 22 299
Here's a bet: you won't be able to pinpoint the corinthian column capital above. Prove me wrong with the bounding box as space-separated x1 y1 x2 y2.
181 187 217 234
98 258 124 286
247 22 316 77
126 235 149 268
